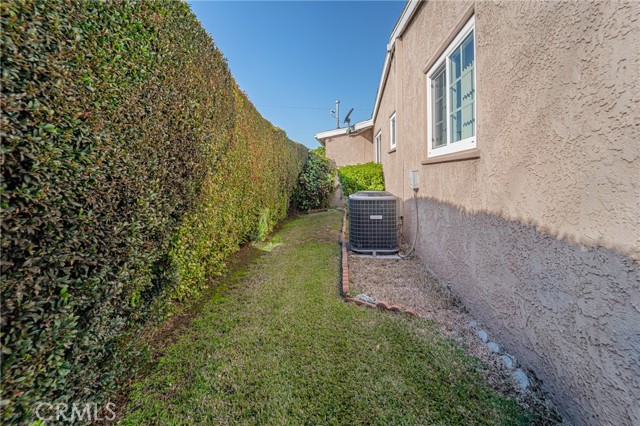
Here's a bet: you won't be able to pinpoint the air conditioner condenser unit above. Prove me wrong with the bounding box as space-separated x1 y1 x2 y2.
348 191 398 255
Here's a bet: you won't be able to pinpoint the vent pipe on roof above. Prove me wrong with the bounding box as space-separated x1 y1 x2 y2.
330 100 340 129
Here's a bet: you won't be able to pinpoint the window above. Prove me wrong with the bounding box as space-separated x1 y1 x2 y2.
427 17 475 158
390 112 397 150
375 131 382 163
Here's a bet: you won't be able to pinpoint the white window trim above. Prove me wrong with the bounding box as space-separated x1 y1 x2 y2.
426 16 476 158
390 112 397 149
375 130 382 163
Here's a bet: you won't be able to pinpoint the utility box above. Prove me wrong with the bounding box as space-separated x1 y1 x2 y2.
348 191 398 255
408 170 419 190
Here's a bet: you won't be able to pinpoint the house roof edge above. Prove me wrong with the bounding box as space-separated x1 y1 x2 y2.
315 119 374 144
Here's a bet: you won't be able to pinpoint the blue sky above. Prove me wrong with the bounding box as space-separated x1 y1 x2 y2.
188 1 406 148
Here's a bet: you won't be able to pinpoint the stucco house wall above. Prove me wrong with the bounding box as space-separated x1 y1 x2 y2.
373 57 401 206
324 1 640 425
323 128 374 167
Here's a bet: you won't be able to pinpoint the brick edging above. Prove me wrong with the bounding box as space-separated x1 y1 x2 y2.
340 208 350 295
339 208 419 318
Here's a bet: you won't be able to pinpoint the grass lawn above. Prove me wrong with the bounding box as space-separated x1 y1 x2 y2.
122 211 529 425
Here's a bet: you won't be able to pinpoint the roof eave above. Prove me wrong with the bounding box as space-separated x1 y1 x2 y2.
315 119 374 144
371 0 422 122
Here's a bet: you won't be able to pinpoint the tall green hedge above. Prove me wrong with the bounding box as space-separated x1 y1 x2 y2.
337 162 385 197
0 0 307 422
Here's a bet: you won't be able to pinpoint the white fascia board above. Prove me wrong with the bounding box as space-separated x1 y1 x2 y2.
316 1 421 140
389 0 420 46
315 119 374 143
371 0 421 122
315 128 347 141
354 119 374 131
371 51 393 123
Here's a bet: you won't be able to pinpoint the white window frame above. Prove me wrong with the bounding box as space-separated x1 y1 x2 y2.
389 112 397 150
426 16 476 158
375 131 382 163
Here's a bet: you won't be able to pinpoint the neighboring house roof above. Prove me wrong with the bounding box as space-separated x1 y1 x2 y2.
315 119 374 144
315 0 422 142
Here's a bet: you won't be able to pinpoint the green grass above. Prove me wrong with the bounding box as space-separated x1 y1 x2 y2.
122 211 528 425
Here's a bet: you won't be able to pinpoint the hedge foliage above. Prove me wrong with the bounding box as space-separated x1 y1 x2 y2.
0 0 307 422
337 162 385 197
291 147 336 211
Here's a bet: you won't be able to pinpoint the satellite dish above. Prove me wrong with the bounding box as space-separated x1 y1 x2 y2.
343 108 354 125
344 108 355 134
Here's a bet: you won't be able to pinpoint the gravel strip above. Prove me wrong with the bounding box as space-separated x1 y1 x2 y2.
347 252 565 425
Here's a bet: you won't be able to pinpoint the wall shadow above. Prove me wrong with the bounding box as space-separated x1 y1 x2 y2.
401 195 640 425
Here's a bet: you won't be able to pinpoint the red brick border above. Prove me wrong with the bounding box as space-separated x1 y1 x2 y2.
340 208 418 318
341 208 350 295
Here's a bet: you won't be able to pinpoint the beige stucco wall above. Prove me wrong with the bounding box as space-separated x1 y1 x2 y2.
373 1 640 425
388 0 640 260
323 128 374 167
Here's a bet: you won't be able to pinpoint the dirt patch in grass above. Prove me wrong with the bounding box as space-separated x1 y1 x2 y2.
148 246 263 359
129 216 299 362
111 244 263 419
348 252 566 425
111 217 299 421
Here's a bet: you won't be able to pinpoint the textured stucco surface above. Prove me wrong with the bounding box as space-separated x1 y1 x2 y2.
389 0 640 259
323 129 374 167
367 1 640 425
404 197 640 425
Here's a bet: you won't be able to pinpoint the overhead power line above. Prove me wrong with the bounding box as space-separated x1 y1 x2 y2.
255 104 367 111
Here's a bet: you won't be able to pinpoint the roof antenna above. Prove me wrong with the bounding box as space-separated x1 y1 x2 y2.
344 108 354 134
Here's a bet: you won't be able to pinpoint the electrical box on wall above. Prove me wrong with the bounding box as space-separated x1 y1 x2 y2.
408 170 419 190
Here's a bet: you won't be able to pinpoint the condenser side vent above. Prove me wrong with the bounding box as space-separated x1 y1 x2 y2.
348 191 398 255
